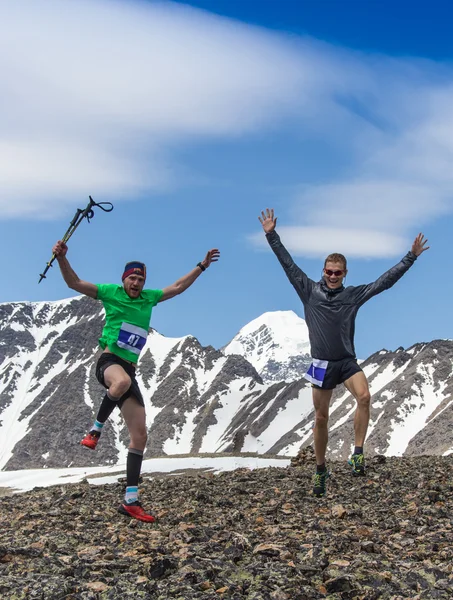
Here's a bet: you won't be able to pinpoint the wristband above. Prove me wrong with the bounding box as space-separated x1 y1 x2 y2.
197 262 206 272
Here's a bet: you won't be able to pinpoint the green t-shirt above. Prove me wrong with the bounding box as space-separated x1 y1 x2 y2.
96 284 163 363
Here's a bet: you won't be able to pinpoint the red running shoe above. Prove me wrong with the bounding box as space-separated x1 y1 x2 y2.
118 501 156 523
80 431 100 450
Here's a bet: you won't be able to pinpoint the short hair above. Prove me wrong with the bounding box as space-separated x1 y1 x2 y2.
324 253 347 270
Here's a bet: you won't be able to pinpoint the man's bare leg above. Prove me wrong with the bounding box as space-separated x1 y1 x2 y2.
104 364 132 399
312 387 333 497
344 371 371 475
121 396 147 453
344 371 371 448
312 387 333 466
81 363 132 448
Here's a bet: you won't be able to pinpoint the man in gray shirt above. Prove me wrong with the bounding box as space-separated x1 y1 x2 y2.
259 208 429 497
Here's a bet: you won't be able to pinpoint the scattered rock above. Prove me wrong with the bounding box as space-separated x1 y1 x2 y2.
253 543 283 557
0 452 452 599
331 504 347 518
290 445 315 467
325 574 357 593
86 581 110 592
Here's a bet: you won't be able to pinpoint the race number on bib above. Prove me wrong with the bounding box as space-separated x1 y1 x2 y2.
117 322 147 355
304 359 329 387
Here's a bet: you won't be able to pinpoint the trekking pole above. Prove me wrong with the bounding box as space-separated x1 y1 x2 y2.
39 196 113 283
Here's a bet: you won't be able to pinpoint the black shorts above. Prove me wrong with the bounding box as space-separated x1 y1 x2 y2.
304 357 362 390
95 353 145 408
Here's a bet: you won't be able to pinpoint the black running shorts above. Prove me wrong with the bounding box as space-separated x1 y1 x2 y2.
95 352 145 408
305 357 363 390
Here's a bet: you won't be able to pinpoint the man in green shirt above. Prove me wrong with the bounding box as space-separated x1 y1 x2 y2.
53 240 220 522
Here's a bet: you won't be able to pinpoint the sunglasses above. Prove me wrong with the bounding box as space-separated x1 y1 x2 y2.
324 269 345 277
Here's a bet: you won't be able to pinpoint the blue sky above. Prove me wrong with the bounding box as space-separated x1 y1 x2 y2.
1 0 452 358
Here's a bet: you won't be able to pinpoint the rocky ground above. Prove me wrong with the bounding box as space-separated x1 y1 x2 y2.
0 448 452 599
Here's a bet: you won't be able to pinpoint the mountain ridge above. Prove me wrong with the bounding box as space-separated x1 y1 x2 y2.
1 295 452 471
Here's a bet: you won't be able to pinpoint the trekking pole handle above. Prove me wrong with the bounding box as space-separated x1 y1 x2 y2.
39 195 114 283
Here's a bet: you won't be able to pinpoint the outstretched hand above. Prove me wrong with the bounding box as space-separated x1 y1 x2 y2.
411 233 429 257
52 240 68 258
258 208 277 234
201 249 220 269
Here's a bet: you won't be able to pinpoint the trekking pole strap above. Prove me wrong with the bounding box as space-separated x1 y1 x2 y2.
83 196 114 223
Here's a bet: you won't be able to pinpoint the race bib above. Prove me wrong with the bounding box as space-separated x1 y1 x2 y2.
117 322 147 355
304 359 329 386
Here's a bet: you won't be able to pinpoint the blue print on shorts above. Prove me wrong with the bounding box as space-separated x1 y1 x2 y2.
117 322 147 356
304 359 329 386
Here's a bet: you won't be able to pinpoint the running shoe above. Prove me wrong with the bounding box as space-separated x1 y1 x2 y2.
348 453 365 476
312 469 331 497
80 431 100 450
118 501 156 523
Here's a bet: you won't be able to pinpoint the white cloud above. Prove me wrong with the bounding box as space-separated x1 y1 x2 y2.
2 0 453 259
250 226 407 259
0 0 305 217
294 180 446 232
252 47 453 257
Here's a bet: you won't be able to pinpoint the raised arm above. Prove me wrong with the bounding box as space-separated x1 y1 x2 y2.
353 233 429 306
259 208 314 302
160 249 220 302
52 240 98 299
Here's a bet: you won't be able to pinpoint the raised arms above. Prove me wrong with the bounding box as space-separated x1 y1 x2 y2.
259 208 314 302
160 249 220 302
353 233 429 305
52 241 98 299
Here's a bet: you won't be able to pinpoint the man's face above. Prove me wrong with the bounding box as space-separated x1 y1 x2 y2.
323 261 347 289
123 274 145 298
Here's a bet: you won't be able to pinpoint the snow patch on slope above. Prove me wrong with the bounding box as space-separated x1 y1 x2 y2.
386 363 448 456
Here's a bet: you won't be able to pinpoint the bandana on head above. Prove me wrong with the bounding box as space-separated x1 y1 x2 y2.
122 261 147 281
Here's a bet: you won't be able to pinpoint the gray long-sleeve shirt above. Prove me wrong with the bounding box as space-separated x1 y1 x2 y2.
266 230 417 361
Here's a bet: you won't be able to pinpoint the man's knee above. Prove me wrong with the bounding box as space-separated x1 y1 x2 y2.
139 429 148 446
129 423 148 448
356 390 371 408
131 428 147 448
314 411 329 428
111 374 131 396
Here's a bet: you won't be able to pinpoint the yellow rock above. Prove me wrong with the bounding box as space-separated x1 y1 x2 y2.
200 581 212 590
331 504 347 518
331 559 350 567
86 582 110 592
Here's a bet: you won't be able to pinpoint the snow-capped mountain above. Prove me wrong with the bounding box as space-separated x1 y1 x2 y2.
1 297 452 472
276 341 453 459
223 310 311 383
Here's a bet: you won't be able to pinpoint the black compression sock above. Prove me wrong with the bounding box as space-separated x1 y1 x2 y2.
354 446 364 455
96 392 120 423
126 449 144 487
316 463 327 473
